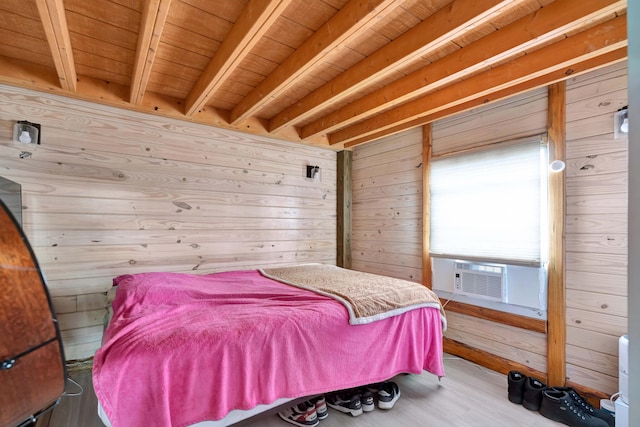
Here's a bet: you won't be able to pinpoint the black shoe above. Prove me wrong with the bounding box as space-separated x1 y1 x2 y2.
539 389 609 427
352 388 375 412
507 371 526 404
522 377 547 411
377 381 400 409
326 392 363 417
552 387 615 427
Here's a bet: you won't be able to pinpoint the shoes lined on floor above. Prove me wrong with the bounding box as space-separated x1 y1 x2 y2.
278 380 401 425
279 371 612 427
324 380 401 418
507 370 614 427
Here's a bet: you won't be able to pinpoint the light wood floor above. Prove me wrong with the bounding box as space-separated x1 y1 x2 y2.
36 355 562 427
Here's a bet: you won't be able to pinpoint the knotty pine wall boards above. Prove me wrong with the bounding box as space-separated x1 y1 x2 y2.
0 84 337 359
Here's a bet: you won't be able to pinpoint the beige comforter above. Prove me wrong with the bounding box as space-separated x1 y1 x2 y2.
260 264 446 328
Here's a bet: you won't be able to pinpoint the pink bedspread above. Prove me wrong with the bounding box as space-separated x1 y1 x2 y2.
93 270 444 427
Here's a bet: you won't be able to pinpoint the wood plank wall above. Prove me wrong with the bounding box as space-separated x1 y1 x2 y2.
0 84 337 360
431 87 548 157
564 62 628 395
351 129 423 282
352 89 551 372
352 62 629 396
352 88 547 372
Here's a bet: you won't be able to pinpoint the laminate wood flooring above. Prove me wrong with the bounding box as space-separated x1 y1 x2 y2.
36 355 561 427
244 355 560 427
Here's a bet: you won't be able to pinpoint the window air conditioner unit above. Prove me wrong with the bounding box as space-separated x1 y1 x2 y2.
454 261 507 302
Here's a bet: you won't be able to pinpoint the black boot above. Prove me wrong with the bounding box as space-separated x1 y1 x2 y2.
522 377 547 411
539 389 608 427
507 371 526 404
552 387 615 427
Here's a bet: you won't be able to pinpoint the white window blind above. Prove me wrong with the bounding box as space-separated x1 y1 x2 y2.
429 138 548 266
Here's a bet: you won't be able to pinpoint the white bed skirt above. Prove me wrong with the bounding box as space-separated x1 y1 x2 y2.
97 397 294 427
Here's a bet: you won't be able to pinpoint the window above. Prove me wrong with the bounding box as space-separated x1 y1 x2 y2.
429 136 548 267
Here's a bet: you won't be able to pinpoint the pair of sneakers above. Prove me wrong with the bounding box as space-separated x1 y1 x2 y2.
366 381 401 410
277 396 328 427
326 381 400 417
325 387 376 416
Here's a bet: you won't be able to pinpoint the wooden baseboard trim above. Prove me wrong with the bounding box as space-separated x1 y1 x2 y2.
441 300 547 333
66 357 93 374
444 337 548 381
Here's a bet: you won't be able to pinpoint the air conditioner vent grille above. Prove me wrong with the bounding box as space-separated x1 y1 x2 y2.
454 262 506 302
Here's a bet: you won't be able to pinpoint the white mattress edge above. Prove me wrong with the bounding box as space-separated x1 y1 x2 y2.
97 396 294 426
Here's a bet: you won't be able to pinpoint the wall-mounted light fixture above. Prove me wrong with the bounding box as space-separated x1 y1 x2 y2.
614 106 628 139
13 121 41 145
306 165 320 180
549 160 566 173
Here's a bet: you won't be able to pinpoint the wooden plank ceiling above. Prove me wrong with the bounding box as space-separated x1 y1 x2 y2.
0 0 628 150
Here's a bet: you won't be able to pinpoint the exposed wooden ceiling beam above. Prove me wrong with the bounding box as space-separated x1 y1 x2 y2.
130 0 172 105
303 0 624 140
228 0 398 125
0 0 628 151
342 47 627 148
34 0 77 92
184 0 293 116
268 0 514 133
329 15 627 146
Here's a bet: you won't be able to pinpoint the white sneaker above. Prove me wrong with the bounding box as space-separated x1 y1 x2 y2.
377 381 400 409
326 392 363 417
278 403 319 427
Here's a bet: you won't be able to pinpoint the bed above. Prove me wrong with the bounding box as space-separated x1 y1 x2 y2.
92 264 446 427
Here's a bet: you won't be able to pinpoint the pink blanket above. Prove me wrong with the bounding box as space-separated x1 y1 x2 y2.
93 270 444 427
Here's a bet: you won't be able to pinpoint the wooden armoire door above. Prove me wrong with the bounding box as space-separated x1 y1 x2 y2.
0 200 66 427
